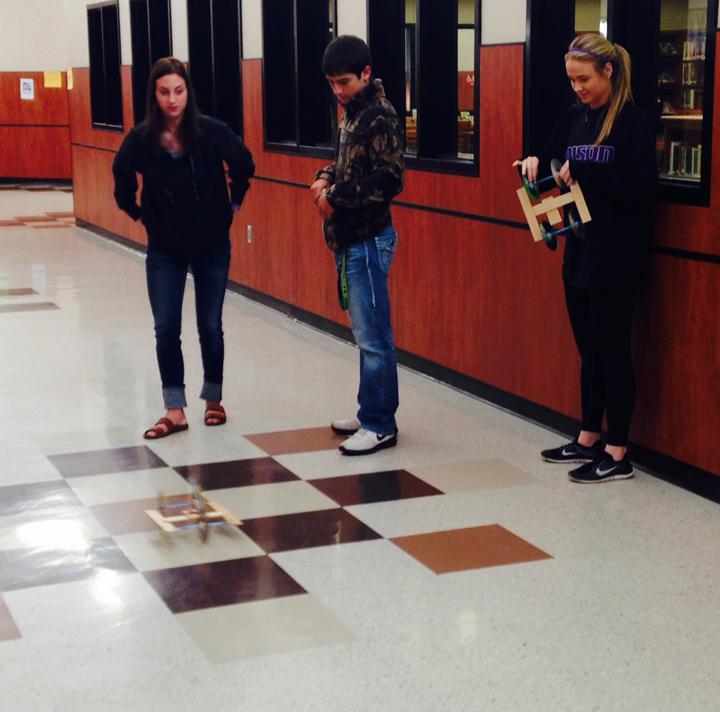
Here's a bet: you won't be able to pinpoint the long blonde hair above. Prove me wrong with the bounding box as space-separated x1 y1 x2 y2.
565 34 633 145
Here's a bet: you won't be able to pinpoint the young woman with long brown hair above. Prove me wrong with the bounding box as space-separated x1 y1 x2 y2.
515 33 657 483
113 57 254 438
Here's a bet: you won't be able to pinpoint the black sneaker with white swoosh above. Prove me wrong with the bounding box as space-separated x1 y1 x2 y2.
568 454 634 483
541 439 604 464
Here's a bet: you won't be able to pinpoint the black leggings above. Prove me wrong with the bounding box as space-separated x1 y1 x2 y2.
564 284 637 447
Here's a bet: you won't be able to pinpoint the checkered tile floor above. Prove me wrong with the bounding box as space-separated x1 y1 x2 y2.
0 428 551 661
0 211 75 229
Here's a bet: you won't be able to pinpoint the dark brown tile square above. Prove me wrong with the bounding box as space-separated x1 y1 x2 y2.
245 427 344 456
174 457 299 490
0 480 83 516
0 220 23 227
0 288 36 296
44 211 75 218
143 556 305 613
90 498 165 535
48 446 167 478
0 538 135 592
242 509 381 553
391 525 553 575
15 214 55 221
0 302 58 313
0 597 21 641
308 470 443 506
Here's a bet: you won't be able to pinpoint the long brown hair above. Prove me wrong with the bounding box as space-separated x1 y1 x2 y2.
565 34 633 145
142 57 201 151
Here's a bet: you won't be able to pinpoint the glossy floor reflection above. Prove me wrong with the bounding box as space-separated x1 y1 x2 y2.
1 190 720 711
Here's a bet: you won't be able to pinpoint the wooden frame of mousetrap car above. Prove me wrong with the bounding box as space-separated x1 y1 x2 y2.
145 478 242 542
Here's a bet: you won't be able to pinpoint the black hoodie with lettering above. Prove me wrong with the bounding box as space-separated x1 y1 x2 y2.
540 102 657 288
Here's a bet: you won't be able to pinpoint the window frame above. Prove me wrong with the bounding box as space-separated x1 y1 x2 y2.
129 0 173 124
87 0 124 132
261 0 339 159
187 0 244 136
367 0 481 176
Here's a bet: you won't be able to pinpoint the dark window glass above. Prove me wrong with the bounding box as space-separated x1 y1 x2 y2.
130 0 172 123
87 2 124 130
262 0 337 152
369 0 479 170
187 0 244 136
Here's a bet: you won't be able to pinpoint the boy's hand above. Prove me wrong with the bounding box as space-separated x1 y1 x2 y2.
310 179 330 205
316 191 334 218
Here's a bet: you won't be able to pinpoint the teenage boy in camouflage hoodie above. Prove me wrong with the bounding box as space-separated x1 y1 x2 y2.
310 35 405 455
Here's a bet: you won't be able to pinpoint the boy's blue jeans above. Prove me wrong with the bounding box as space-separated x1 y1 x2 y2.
145 240 230 409
336 226 399 436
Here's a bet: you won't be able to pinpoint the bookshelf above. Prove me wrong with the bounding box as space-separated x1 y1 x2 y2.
656 21 706 184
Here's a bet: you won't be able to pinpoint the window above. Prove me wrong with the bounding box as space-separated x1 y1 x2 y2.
130 0 172 124
262 0 337 153
654 0 716 202
87 2 123 130
187 0 243 135
369 0 480 172
575 0 607 36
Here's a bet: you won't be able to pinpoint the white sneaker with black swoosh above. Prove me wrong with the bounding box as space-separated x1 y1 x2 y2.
339 428 397 456
568 454 634 483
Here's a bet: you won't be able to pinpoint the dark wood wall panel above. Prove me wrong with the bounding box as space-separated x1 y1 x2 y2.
0 127 71 179
0 71 71 178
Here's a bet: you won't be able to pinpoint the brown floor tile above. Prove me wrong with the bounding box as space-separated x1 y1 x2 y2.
242 508 381 553
0 302 58 313
0 538 135 592
30 222 71 228
143 556 305 613
391 525 552 574
15 215 55 221
174 457 299 490
0 288 36 296
245 427 344 456
44 211 75 218
0 220 23 227
308 470 443 506
48 445 167 478
90 497 167 535
0 597 21 641
0 480 83 516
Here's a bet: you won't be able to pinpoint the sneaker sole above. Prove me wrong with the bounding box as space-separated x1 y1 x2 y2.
542 456 593 464
339 435 397 456
568 470 635 483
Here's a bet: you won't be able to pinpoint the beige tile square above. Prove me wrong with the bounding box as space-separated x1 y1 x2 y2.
113 526 264 571
407 459 538 493
176 593 354 662
245 427 344 456
392 525 552 574
209 481 338 520
66 468 190 507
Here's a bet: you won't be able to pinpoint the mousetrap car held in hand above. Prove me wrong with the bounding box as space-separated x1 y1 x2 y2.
145 477 242 542
516 158 592 251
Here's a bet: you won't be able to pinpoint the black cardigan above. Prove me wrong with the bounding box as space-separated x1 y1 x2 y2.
113 115 254 258
540 102 658 288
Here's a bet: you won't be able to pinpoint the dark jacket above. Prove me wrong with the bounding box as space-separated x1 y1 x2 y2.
315 79 405 252
113 115 254 258
540 102 657 288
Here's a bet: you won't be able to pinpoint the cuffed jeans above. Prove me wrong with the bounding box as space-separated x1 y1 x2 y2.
146 240 231 409
336 226 399 436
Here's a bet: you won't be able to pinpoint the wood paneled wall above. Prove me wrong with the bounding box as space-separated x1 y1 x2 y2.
0 71 71 179
70 44 720 477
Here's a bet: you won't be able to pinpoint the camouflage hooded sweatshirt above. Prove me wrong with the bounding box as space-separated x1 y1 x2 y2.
315 79 405 252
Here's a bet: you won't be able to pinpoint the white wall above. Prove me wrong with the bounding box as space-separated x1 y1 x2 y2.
337 0 367 40
482 0 526 44
170 0 188 62
242 0 263 59
0 0 67 71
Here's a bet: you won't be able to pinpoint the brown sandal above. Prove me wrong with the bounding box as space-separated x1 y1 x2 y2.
204 402 226 426
143 417 189 440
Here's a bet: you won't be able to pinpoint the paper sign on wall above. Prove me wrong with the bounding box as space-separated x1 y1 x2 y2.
20 78 35 101
44 72 62 89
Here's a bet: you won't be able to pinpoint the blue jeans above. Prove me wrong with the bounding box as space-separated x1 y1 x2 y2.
336 226 399 435
146 241 231 409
